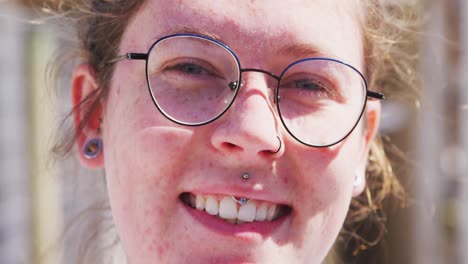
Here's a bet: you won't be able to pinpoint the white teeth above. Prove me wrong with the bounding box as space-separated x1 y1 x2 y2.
188 194 285 224
237 200 256 222
219 197 238 219
195 195 205 210
266 204 278 221
255 203 268 221
205 196 219 216
189 195 196 208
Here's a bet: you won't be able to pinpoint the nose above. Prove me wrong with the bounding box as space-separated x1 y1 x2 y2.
210 73 284 163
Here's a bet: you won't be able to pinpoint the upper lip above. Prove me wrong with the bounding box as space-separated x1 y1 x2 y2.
182 184 292 207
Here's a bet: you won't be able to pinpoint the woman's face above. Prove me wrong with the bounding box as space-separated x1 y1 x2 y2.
74 0 380 263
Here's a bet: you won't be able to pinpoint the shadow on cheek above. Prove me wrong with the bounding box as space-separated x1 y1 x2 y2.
136 126 195 155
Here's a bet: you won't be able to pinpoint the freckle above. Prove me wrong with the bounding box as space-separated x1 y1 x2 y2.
147 239 156 251
158 207 165 215
144 226 152 236
157 245 165 256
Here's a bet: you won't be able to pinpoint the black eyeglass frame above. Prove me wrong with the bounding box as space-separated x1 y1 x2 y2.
112 33 385 148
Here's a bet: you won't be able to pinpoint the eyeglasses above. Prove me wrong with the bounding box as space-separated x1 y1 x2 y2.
112 33 384 148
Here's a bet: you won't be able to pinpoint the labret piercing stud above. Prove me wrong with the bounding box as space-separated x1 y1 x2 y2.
233 173 250 205
232 196 249 206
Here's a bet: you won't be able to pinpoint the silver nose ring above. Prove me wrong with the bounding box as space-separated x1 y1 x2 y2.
271 136 282 154
242 172 249 180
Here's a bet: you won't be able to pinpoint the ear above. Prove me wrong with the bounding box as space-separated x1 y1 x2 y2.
352 100 381 197
72 64 104 169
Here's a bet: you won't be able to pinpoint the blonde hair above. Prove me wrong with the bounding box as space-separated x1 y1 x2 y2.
336 0 420 261
46 0 420 262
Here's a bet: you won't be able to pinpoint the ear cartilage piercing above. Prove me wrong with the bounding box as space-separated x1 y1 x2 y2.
272 136 282 154
232 197 249 206
242 172 250 180
84 138 102 160
97 118 104 134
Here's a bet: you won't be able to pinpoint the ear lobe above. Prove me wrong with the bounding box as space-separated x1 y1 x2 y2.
352 169 366 197
71 64 104 168
352 100 381 197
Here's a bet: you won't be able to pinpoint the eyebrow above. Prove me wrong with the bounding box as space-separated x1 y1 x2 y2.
150 26 224 45
277 43 327 59
151 26 330 59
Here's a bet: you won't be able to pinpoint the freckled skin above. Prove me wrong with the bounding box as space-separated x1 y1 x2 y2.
87 0 381 263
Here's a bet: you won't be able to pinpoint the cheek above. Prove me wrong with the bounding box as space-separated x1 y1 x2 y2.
102 77 195 258
105 127 193 257
285 130 364 242
289 139 360 204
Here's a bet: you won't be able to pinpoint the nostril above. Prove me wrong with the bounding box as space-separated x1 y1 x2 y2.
222 142 242 151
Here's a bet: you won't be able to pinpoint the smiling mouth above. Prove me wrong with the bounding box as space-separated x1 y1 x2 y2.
180 193 292 225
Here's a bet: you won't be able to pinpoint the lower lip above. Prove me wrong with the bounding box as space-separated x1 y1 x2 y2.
180 200 289 241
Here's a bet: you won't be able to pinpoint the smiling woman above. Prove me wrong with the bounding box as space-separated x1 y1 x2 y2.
46 0 420 263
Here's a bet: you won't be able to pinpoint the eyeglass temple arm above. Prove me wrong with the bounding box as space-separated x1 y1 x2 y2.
127 53 148 60
109 53 148 63
367 90 385 100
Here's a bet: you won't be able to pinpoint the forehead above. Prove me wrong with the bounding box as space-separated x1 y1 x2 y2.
123 0 363 67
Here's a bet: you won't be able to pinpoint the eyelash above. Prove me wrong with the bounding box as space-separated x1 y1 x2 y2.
280 75 339 100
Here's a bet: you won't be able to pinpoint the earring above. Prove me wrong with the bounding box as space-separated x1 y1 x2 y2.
353 170 364 187
84 138 102 159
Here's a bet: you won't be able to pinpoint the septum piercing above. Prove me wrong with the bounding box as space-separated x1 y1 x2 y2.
232 196 249 205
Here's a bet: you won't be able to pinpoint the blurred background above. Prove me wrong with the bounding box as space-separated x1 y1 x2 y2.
0 0 467 263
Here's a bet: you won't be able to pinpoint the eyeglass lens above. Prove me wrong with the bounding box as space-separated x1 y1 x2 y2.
146 35 367 147
147 35 240 125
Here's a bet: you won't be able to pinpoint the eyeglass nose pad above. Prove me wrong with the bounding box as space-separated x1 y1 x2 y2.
228 79 245 91
229 81 238 91
274 89 280 104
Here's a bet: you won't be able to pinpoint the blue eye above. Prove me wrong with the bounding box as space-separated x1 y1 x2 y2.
281 78 330 93
169 63 207 75
278 75 342 103
294 79 326 90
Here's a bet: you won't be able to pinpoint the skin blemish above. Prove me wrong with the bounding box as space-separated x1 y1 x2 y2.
158 207 165 215
157 244 167 257
157 245 163 255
